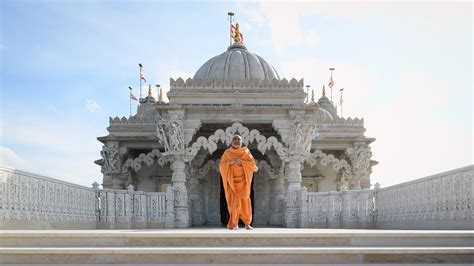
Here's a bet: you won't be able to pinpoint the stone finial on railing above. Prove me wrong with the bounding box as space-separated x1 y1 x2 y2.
92 182 100 189
374 182 381 189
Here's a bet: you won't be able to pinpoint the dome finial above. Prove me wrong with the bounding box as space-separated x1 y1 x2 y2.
322 85 326 97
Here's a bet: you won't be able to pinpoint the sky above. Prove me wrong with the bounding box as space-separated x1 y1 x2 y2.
1 0 472 188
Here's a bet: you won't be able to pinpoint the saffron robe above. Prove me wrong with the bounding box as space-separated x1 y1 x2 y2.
219 147 258 228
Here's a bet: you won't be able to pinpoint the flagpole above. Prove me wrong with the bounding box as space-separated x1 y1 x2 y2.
329 67 335 102
305 85 310 104
228 12 234 46
128 86 133 117
139 63 143 99
340 88 344 118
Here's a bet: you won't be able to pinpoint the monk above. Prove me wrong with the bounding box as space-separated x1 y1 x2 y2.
219 134 258 230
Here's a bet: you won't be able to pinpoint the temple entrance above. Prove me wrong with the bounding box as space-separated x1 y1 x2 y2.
186 122 287 227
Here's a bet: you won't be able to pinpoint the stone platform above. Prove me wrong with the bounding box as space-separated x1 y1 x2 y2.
0 228 473 264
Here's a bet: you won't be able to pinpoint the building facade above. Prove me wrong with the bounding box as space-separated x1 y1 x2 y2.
95 42 377 227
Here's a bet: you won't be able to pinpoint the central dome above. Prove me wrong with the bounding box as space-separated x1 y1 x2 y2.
193 43 280 81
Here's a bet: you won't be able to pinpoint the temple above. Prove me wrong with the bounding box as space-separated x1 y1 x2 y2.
95 42 377 227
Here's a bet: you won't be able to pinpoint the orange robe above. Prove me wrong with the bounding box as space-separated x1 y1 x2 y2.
219 147 258 228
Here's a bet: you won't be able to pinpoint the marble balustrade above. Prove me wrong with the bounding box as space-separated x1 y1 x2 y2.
1 165 472 229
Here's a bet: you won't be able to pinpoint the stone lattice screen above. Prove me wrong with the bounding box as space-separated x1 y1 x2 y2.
375 165 473 229
0 166 97 229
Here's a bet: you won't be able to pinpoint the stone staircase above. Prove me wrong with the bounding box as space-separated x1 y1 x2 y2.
0 228 473 264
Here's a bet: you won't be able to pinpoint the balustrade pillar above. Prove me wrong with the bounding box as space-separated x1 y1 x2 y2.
285 157 304 228
171 159 190 228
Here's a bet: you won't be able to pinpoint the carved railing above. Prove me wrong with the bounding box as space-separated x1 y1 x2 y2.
375 165 473 229
301 165 473 229
0 166 97 228
301 189 375 228
97 186 173 229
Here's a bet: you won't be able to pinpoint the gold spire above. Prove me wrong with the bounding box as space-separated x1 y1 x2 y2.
322 85 326 97
148 84 152 97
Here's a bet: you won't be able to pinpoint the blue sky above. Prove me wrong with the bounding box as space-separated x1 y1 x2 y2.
1 0 472 188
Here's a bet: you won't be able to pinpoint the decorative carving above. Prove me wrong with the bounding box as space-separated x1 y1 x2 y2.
101 144 121 173
348 144 372 174
157 117 185 153
185 122 288 161
289 117 317 154
169 77 304 89
121 149 169 174
305 150 352 177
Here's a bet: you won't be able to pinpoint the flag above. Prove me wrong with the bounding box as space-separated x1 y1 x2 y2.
130 92 138 101
140 73 147 83
328 76 334 88
230 24 244 44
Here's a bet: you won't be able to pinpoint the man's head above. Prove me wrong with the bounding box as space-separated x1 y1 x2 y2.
231 134 242 148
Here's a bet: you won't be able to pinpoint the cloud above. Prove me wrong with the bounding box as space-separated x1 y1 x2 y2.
0 146 26 167
361 70 472 187
86 99 102 112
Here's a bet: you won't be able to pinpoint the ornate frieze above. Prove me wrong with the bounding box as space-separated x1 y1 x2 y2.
170 77 304 89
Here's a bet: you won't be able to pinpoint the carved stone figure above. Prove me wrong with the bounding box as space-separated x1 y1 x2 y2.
101 145 120 173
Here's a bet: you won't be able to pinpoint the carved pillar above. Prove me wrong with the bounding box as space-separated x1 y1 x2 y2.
285 156 304 228
171 159 189 228
100 142 128 189
164 186 175 228
188 171 204 226
270 173 285 226
347 143 372 190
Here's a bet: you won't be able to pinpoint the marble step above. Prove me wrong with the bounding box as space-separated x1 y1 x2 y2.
0 247 473 264
1 229 473 248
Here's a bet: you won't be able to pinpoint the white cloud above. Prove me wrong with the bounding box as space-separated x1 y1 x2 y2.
86 99 102 112
361 70 472 187
0 146 26 168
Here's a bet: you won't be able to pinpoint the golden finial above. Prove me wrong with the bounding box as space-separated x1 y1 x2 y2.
148 84 152 97
311 89 315 102
233 23 242 43
322 85 326 97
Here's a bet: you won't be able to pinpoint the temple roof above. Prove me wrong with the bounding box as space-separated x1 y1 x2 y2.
193 43 280 81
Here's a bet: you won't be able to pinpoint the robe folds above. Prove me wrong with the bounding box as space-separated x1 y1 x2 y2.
219 147 258 228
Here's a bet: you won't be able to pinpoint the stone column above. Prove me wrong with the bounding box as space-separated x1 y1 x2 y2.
285 156 304 228
270 175 285 226
171 159 190 228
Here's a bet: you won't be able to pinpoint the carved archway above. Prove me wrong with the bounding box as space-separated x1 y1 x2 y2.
185 122 288 161
121 149 170 174
305 149 352 175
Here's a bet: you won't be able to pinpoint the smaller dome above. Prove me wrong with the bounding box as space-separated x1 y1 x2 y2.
317 95 338 118
316 107 334 121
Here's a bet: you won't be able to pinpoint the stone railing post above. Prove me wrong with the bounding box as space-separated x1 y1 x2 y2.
97 188 116 229
171 159 189 228
92 182 100 226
